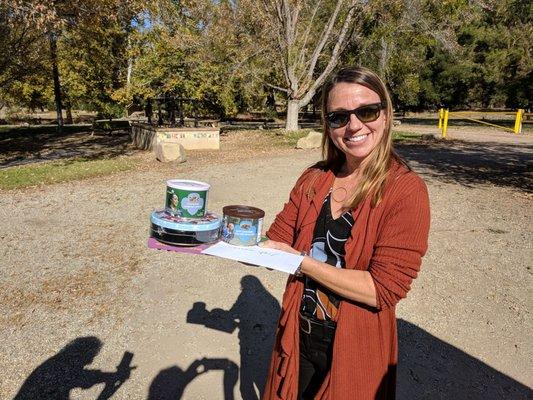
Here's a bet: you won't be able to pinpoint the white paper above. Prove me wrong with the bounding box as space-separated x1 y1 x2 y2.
201 241 303 274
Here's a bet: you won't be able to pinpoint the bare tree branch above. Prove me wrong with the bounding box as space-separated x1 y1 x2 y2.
265 82 289 93
301 0 345 90
261 0 291 87
295 0 322 77
299 1 358 105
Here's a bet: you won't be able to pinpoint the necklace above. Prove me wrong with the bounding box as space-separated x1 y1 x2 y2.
331 187 348 203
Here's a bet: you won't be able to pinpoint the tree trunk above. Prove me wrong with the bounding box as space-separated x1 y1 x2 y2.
127 58 133 88
285 99 300 131
49 34 63 132
378 37 389 78
65 97 73 125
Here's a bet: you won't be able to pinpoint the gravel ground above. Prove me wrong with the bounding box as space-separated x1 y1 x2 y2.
0 129 532 399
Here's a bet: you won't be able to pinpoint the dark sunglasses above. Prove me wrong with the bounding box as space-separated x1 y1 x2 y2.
326 102 386 128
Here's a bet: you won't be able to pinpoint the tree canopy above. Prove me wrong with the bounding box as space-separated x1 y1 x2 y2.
0 0 531 126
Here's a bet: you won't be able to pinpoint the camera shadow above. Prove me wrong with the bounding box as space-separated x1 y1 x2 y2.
13 336 135 400
185 275 281 400
148 358 238 400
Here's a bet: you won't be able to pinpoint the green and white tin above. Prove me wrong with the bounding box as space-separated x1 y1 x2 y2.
165 179 210 219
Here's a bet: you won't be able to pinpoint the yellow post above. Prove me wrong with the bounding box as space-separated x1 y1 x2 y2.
438 108 443 129
442 109 449 139
514 109 524 134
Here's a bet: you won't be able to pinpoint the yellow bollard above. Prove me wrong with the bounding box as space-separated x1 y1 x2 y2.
438 108 443 129
514 109 524 134
442 109 449 139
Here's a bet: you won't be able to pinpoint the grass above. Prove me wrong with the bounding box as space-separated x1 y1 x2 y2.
0 156 137 190
244 128 424 148
268 128 423 146
392 131 423 141
0 127 424 190
267 128 319 147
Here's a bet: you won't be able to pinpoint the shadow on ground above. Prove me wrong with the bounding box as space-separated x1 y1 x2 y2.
147 359 238 400
0 129 135 168
13 336 135 399
149 275 280 400
149 276 532 399
396 139 533 192
397 319 532 399
12 295 531 399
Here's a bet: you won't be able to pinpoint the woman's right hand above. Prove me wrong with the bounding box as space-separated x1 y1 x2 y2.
259 239 301 255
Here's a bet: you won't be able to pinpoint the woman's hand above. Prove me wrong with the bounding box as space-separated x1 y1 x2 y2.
259 239 301 255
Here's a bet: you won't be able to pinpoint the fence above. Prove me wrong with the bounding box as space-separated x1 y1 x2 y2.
438 109 525 138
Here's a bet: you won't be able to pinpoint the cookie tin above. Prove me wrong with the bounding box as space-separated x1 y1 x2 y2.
150 210 221 246
165 180 210 219
221 205 265 246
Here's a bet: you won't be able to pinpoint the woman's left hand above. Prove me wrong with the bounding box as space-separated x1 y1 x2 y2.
259 239 301 255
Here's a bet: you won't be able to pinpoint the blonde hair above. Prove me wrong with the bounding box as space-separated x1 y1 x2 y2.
320 66 407 208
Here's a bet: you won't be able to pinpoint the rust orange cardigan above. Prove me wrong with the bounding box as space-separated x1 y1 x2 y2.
262 160 430 400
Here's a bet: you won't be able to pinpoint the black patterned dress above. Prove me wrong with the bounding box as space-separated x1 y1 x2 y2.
300 191 355 321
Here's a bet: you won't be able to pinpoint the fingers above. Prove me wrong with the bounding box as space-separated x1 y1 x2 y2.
259 240 284 250
258 239 273 248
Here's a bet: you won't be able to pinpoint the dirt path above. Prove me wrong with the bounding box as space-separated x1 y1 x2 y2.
0 131 531 399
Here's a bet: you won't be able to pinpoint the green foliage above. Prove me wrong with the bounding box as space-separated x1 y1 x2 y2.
1 0 531 118
391 131 423 141
92 119 130 132
269 129 318 147
345 0 532 110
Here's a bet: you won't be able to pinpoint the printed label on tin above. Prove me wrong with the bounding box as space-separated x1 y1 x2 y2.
235 219 256 243
166 188 207 218
256 218 263 243
181 192 205 215
221 216 262 246
167 190 180 214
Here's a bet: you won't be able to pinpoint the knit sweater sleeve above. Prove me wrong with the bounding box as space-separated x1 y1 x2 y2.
368 174 431 310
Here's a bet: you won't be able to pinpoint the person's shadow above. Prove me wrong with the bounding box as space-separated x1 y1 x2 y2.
186 275 281 400
148 358 238 400
395 319 532 399
14 336 135 400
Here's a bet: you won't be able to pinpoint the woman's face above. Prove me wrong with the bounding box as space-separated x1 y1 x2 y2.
327 82 387 167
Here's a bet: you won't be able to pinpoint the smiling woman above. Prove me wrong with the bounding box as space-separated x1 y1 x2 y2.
326 84 386 166
260 67 431 400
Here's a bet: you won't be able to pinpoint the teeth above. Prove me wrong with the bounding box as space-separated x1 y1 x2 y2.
345 134 366 142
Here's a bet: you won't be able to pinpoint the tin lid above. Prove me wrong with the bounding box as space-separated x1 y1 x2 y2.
166 179 210 191
151 210 221 231
222 205 265 219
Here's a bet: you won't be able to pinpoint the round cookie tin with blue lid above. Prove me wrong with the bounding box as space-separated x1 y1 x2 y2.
150 210 221 246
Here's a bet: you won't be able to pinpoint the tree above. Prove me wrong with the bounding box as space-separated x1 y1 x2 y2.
0 3 53 111
245 0 362 130
3 0 143 126
118 0 266 119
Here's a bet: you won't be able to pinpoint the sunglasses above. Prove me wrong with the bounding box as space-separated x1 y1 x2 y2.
326 102 386 128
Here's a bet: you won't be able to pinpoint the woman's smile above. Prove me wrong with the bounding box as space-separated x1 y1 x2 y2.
343 132 369 143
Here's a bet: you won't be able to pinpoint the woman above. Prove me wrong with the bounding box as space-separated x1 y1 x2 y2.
260 67 430 400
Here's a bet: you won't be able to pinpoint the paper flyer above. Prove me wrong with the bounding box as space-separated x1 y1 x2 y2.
202 241 303 274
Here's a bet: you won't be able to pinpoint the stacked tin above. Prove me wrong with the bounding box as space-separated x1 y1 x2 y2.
150 180 222 246
220 205 265 246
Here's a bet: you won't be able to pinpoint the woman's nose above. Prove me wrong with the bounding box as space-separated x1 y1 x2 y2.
347 112 363 130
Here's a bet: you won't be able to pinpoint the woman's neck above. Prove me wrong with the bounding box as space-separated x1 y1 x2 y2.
340 156 364 177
